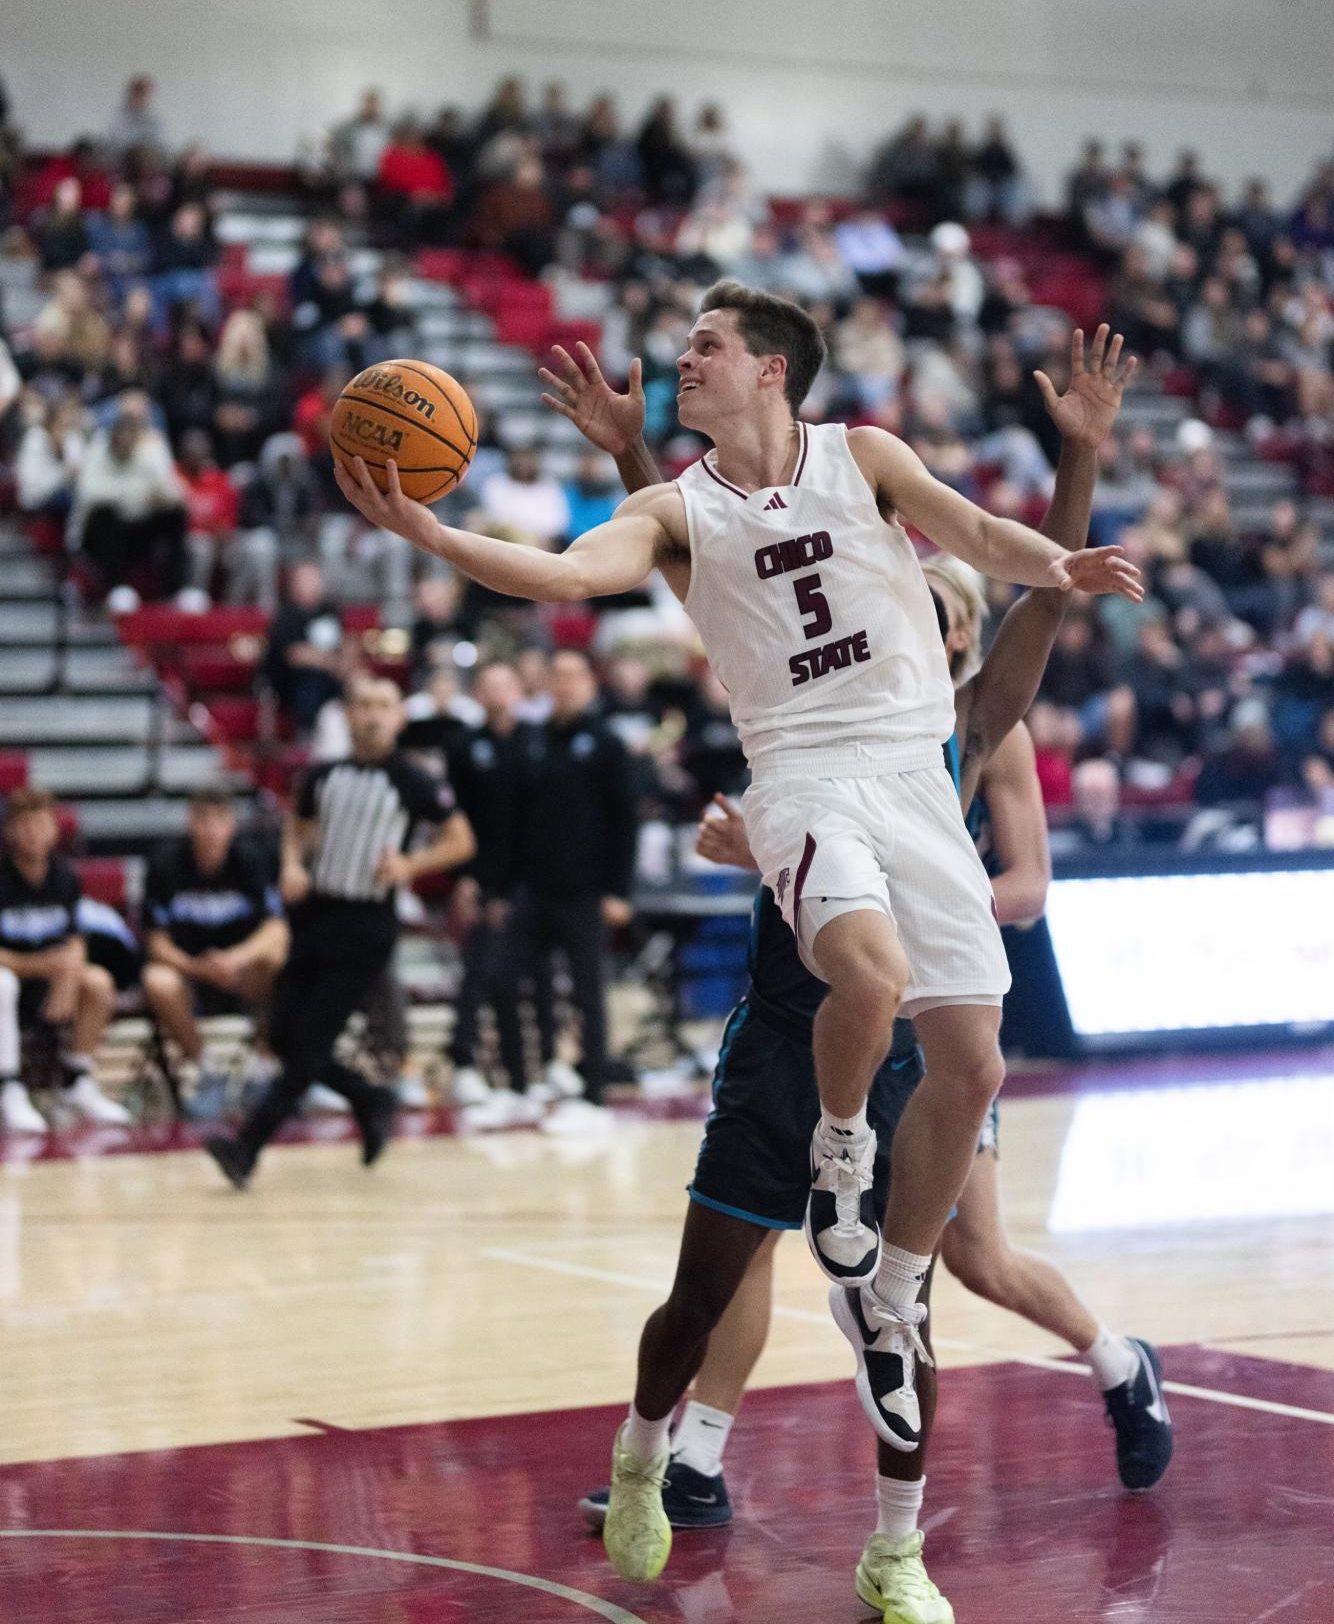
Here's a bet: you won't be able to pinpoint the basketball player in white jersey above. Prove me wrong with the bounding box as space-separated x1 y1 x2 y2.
336 286 1142 1568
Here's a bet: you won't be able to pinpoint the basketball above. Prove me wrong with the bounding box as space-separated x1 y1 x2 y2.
330 359 478 504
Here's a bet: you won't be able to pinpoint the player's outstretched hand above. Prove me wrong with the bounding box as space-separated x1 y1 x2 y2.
1048 545 1145 601
1034 323 1138 452
695 794 757 871
538 342 644 456
335 456 441 553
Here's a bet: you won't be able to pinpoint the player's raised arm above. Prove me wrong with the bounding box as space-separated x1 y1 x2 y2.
335 456 676 603
958 324 1139 795
538 342 663 495
848 421 1141 601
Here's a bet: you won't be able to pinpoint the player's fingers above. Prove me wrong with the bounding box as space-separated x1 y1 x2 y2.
1119 353 1140 388
538 393 577 421
550 344 583 389
1088 322 1109 373
1033 370 1059 410
351 457 381 504
1070 327 1085 375
628 356 644 401
1105 331 1124 376
575 341 606 384
385 460 404 503
537 367 574 400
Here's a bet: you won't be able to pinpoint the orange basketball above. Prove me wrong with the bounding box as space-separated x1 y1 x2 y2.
330 359 478 505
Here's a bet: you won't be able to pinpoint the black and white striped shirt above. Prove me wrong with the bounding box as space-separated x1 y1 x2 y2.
297 753 455 907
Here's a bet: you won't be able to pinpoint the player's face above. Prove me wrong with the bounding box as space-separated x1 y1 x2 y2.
5 810 58 868
188 804 235 872
677 311 764 431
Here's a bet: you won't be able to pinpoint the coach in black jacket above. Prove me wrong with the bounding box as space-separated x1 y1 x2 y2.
504 649 637 1110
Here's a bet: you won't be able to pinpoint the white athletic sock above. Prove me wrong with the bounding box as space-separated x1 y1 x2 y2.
876 1473 925 1540
820 1102 869 1143
623 1403 672 1464
671 1400 734 1477
872 1244 932 1313
1082 1326 1139 1391
61 1052 94 1077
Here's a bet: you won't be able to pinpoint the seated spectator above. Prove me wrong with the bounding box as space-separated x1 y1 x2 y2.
86 183 153 295
636 96 696 205
1300 706 1334 798
833 297 905 411
866 114 939 213
262 560 345 734
332 88 390 184
158 321 217 442
578 95 643 199
107 74 165 158
689 103 736 193
774 219 860 306
967 115 1025 224
1084 173 1142 259
470 153 558 276
16 393 86 521
1110 244 1182 358
74 400 187 609
150 201 219 325
32 270 112 377
0 789 127 1135
376 118 454 243
478 447 570 548
562 450 619 542
176 428 240 605
233 433 318 610
1194 701 1285 808
1135 199 1181 282
532 81 580 171
32 177 91 273
30 135 113 214
1050 758 1138 853
926 221 984 327
212 310 286 466
1293 571 1334 648
409 573 466 685
141 788 288 1113
833 207 906 300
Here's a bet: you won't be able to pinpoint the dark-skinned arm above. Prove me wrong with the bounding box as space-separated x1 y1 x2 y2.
957 324 1138 807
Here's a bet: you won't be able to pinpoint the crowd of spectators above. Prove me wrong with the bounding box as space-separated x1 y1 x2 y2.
0 70 1331 844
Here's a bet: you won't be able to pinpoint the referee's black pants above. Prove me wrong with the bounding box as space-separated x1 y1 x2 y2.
507 889 609 1105
237 898 396 1159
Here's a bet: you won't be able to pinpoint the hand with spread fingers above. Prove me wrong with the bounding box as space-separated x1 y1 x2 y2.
1035 323 1139 452
1048 544 1145 601
538 342 645 456
333 455 442 553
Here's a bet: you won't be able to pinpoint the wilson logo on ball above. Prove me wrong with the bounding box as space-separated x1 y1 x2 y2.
359 369 438 420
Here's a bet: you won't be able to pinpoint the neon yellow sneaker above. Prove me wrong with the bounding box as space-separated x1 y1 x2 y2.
602 1423 672 1583
855 1530 954 1624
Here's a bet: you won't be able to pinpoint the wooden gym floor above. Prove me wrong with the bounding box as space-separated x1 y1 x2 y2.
1 1047 1332 1622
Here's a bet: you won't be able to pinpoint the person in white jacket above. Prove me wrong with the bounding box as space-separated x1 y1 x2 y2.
16 395 87 519
74 396 187 608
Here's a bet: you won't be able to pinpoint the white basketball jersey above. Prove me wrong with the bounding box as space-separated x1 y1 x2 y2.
677 422 955 778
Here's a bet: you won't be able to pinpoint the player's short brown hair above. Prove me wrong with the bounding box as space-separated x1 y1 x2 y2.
4 787 56 823
699 281 826 413
188 785 235 812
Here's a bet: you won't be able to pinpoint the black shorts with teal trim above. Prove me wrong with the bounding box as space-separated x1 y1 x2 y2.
688 999 925 1231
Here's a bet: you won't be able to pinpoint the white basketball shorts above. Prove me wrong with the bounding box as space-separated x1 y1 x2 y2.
742 762 1011 1017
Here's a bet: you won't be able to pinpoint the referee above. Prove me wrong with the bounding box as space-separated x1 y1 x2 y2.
205 677 475 1188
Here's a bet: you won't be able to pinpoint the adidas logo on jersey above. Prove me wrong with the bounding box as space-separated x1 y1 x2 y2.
763 493 788 511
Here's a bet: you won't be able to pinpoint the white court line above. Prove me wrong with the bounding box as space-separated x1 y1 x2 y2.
484 1246 1334 1426
0 1530 649 1623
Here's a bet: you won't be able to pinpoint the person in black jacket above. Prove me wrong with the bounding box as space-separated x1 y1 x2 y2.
502 649 637 1126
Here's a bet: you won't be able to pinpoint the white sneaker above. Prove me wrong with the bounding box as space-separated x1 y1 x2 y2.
451 1066 493 1107
304 1082 352 1114
63 1074 132 1126
395 1071 433 1108
1 1080 48 1135
462 1090 543 1131
543 1059 585 1099
106 585 141 615
539 1096 615 1137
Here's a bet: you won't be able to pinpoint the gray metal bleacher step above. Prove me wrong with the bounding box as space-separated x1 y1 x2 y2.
0 695 160 746
0 603 118 646
29 744 234 797
0 646 157 696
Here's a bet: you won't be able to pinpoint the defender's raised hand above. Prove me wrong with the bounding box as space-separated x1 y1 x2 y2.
1035 323 1138 452
539 342 645 456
